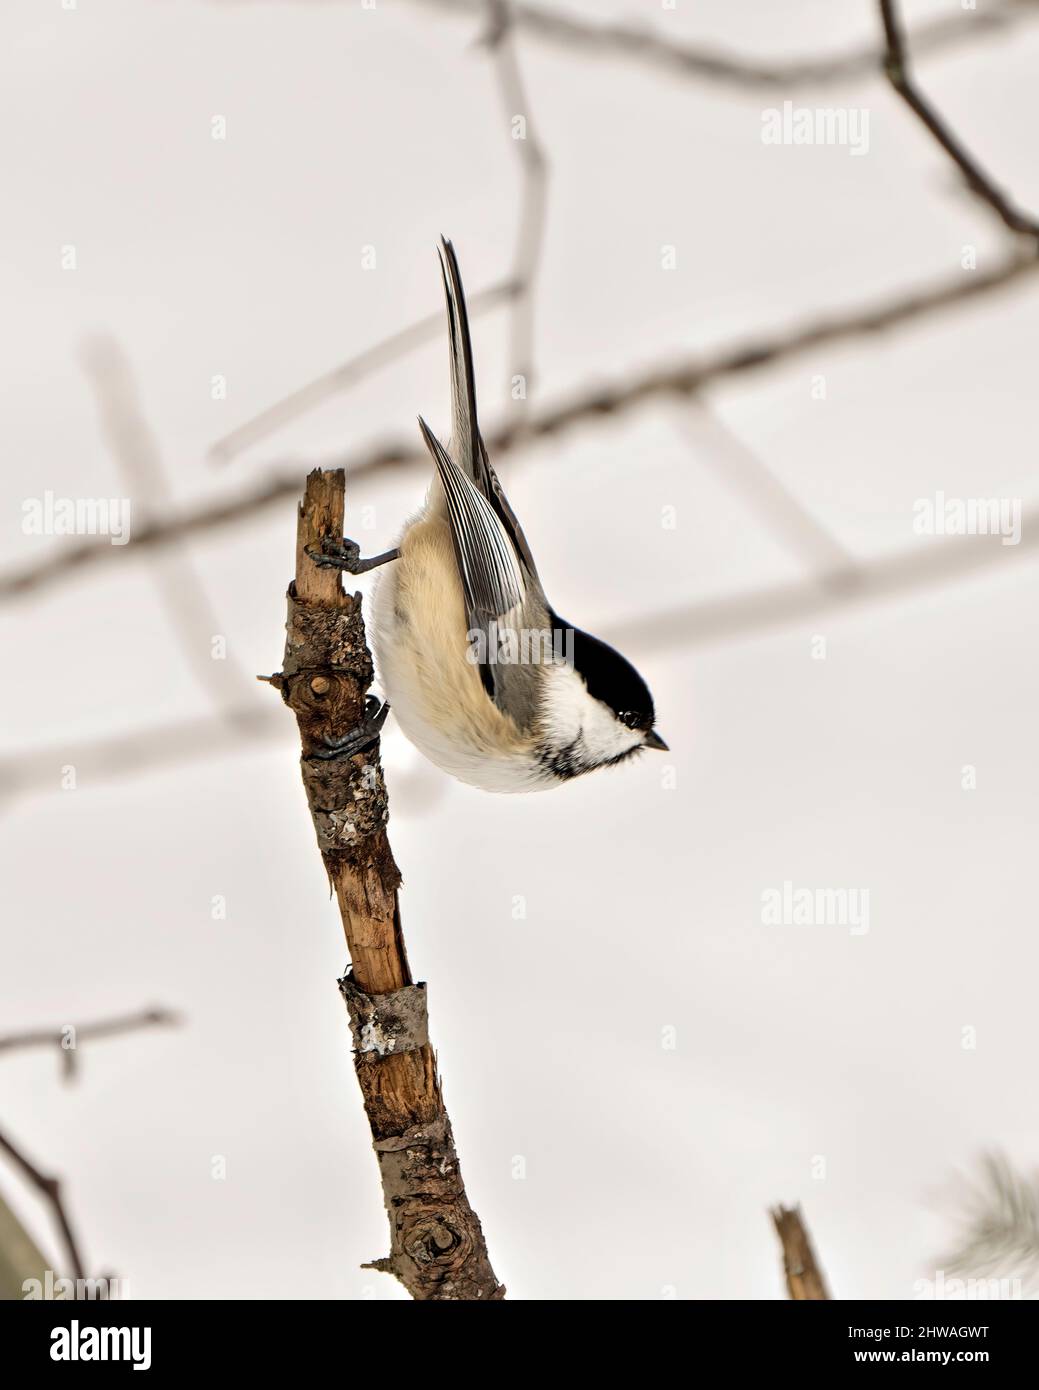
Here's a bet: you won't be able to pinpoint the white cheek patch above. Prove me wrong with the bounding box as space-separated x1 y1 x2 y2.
539 663 643 765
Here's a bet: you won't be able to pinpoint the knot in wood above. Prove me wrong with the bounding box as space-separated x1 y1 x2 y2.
404 1217 468 1269
283 668 362 733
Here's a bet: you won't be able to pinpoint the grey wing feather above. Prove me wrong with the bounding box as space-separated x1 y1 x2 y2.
417 416 526 626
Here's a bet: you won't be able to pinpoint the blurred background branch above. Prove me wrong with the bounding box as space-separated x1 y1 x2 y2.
0 1007 180 1082
879 0 1039 239
5 248 1036 606
0 1007 181 1297
81 336 254 715
0 1128 86 1286
324 0 1039 90
484 0 549 417
207 277 519 464
0 1188 50 1302
770 1204 831 1300
3 499 1035 806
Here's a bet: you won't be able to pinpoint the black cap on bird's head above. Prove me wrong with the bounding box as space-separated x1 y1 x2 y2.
561 619 668 751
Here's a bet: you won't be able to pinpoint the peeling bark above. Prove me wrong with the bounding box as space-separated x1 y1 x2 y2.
269 468 503 1301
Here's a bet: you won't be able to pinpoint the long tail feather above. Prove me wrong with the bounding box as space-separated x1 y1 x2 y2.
438 236 485 484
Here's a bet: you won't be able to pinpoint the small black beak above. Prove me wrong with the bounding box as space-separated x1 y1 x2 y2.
643 729 669 752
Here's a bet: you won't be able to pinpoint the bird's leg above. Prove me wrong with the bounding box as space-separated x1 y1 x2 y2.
310 696 391 761
307 535 400 574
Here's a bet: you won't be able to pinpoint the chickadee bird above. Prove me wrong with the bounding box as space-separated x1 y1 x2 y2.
312 238 667 792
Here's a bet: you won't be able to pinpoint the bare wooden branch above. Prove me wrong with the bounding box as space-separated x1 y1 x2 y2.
770 1204 831 1300
0 1128 86 1284
268 468 502 1300
6 248 1035 606
879 0 1039 239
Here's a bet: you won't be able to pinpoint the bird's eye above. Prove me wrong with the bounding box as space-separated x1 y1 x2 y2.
619 711 641 730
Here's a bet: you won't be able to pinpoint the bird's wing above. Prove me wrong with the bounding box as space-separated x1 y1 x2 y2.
438 237 540 581
418 416 526 630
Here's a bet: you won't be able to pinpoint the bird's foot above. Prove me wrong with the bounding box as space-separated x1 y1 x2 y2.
310 697 391 761
307 536 400 575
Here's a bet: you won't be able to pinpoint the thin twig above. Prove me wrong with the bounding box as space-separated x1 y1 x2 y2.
879 0 1039 239
0 705 280 807
770 1204 830 1300
81 337 254 712
0 1128 86 1284
610 499 1039 652
0 1007 180 1083
484 0 548 414
6 249 1036 604
208 278 517 464
677 404 855 582
208 14 542 463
